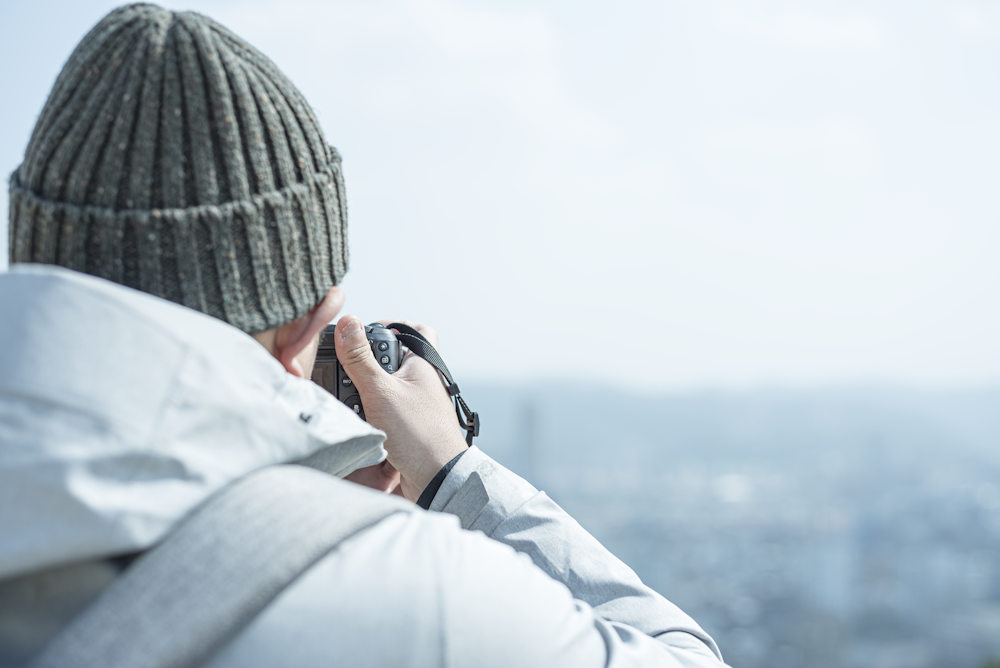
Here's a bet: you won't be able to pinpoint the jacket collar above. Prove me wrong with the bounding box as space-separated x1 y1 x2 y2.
0 265 385 580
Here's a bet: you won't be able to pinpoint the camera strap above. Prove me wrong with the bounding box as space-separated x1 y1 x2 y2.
387 323 480 446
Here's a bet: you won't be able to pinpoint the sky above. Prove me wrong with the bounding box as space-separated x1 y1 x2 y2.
2 0 998 390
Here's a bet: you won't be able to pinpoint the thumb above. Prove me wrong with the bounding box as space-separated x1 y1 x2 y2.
334 316 384 392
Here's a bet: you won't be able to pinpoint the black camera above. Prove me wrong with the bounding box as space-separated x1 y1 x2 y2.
312 323 403 421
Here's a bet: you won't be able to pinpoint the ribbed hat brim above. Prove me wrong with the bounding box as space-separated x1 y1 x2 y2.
9 163 348 333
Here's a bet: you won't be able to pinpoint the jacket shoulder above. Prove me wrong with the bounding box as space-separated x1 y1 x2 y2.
205 509 605 668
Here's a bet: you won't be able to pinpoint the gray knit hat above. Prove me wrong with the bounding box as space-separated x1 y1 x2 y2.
8 3 348 333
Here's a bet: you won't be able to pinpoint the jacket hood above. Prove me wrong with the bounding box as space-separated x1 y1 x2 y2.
0 265 386 580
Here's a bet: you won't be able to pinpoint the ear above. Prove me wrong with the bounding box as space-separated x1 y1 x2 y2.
274 286 346 377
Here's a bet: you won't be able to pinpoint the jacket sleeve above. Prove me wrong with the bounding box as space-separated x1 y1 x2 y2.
428 446 727 667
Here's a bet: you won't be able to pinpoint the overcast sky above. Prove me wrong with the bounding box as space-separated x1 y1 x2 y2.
2 0 998 390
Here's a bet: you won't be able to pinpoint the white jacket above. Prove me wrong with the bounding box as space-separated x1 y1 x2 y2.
0 265 726 667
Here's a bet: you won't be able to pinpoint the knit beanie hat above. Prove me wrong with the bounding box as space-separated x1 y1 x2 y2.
8 4 348 334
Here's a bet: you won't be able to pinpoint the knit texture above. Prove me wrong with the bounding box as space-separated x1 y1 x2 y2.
8 4 349 333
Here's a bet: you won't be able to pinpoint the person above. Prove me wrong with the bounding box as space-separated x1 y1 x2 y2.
0 5 727 667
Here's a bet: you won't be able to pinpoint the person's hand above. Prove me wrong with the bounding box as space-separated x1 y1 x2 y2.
334 316 468 502
343 458 401 494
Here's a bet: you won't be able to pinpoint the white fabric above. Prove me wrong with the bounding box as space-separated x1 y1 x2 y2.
207 511 608 668
0 265 727 667
207 455 728 667
432 447 723 657
0 265 386 581
28 466 413 668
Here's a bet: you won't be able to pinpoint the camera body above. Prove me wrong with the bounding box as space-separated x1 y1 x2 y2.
312 323 403 421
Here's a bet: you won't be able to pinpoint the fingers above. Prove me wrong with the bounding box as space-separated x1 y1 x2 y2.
334 317 467 502
375 318 439 349
334 315 388 395
343 459 400 494
398 350 452 395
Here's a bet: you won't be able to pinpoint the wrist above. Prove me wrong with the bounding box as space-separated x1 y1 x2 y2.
415 450 468 509
417 450 468 494
405 437 468 501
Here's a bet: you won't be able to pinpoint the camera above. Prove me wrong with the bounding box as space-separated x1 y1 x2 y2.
312 323 403 421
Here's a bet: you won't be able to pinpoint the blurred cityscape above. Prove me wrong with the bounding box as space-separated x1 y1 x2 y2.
469 385 1000 668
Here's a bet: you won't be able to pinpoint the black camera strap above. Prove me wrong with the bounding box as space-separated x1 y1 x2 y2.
387 323 480 447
